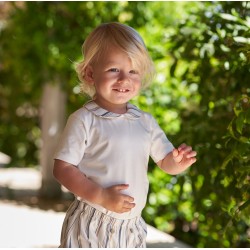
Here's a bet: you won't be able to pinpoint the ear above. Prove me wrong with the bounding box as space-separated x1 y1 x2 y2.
84 65 94 84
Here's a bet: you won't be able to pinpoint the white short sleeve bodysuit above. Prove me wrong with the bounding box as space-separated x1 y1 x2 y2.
54 101 174 220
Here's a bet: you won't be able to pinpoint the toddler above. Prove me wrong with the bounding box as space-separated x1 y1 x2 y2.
53 22 197 248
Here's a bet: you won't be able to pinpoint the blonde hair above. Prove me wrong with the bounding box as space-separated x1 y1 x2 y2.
76 22 155 97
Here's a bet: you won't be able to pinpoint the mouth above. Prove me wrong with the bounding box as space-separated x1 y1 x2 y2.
113 88 130 93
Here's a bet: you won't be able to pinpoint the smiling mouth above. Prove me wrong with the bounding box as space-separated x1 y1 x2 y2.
113 88 130 93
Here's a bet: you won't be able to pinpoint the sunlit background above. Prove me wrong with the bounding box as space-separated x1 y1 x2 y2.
0 1 249 247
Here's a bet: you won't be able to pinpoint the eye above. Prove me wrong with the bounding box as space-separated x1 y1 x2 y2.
129 70 139 74
108 68 119 72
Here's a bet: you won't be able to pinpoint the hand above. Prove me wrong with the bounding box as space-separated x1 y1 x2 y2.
98 184 136 213
173 143 197 169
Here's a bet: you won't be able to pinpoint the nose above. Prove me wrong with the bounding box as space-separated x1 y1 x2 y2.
117 71 130 84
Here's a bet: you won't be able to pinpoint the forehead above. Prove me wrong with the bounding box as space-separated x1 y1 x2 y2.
98 46 132 65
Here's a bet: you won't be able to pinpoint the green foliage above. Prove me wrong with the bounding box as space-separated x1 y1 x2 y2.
0 1 249 247
222 94 250 221
141 1 249 247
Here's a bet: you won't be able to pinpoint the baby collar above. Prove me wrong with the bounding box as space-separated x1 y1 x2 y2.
84 100 142 119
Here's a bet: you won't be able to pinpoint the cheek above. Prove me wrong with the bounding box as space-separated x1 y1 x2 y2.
132 82 142 94
133 78 142 89
98 74 117 83
129 74 141 82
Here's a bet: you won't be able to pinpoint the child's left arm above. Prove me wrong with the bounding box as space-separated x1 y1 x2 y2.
157 143 197 175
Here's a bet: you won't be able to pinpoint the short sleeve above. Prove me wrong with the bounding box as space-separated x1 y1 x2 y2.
150 116 175 163
54 113 87 166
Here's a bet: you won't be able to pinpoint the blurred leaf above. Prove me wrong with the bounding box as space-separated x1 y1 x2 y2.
236 112 245 134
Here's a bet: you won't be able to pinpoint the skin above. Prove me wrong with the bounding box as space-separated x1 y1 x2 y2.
53 45 197 214
85 46 142 114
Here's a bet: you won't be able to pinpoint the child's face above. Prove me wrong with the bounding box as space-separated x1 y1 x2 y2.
88 46 142 113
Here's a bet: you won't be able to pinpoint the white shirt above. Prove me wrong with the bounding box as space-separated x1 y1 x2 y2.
54 101 174 219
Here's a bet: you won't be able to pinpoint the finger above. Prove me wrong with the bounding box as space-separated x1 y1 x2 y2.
123 201 136 209
114 184 129 191
173 149 183 163
123 195 134 203
172 148 179 157
178 143 187 151
191 157 197 164
181 146 192 153
186 151 197 158
187 157 197 166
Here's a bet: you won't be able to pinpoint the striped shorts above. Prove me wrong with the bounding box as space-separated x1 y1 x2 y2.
59 199 147 248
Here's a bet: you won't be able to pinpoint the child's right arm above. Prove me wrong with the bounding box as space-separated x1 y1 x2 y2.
53 159 135 213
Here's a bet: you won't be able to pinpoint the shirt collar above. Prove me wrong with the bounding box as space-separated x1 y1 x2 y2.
84 100 142 119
